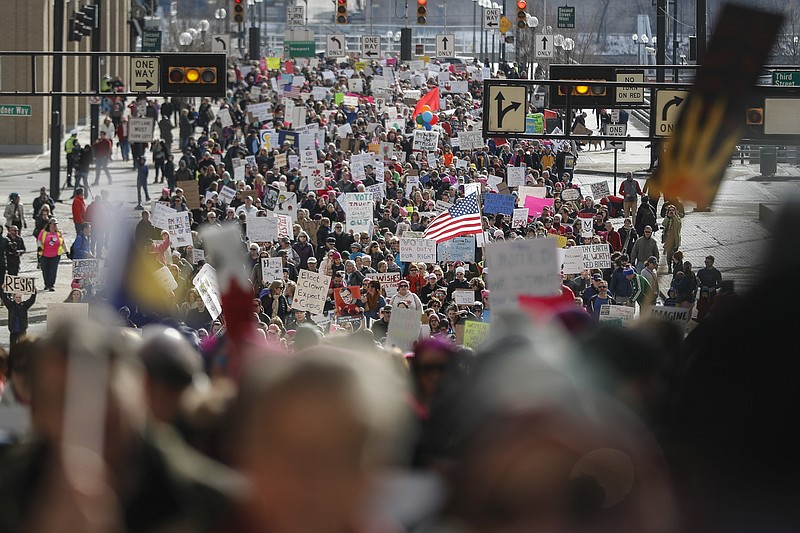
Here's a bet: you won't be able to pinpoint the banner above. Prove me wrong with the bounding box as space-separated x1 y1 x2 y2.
599 304 636 326
512 208 529 228
649 305 691 324
2 275 36 295
400 237 437 263
247 216 278 243
483 193 515 215
436 236 475 262
562 247 585 274
292 269 331 315
458 131 483 150
506 166 526 187
151 203 176 230
523 196 555 218
453 290 475 306
261 257 284 284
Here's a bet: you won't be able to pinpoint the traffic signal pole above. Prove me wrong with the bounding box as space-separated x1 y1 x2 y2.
49 0 65 202
90 0 101 144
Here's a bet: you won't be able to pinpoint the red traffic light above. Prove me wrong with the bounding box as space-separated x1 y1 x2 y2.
418 0 427 4
516 0 526 8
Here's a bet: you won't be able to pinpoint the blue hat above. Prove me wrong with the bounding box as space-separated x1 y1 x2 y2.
623 267 636 276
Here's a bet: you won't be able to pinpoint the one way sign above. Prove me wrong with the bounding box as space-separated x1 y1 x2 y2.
535 34 554 58
361 35 381 59
483 8 501 30
130 56 160 94
436 34 455 57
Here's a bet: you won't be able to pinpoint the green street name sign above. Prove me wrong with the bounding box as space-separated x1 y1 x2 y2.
773 70 800 86
557 6 575 29
141 30 162 53
287 41 316 58
0 104 32 117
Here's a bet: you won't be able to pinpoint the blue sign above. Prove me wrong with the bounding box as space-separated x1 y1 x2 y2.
483 193 515 215
436 236 475 263
278 130 299 148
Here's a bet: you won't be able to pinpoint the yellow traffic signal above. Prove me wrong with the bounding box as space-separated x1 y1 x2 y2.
558 82 606 97
168 67 218 85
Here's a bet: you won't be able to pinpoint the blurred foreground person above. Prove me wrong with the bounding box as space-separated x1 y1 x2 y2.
225 347 411 533
0 320 246 533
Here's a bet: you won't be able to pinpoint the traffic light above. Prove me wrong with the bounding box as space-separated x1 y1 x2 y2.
516 0 527 29
161 54 227 97
746 107 764 125
233 0 245 24
557 82 607 98
417 0 427 25
68 5 96 42
336 0 348 24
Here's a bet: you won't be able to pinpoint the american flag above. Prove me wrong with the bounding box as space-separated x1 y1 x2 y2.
423 192 483 244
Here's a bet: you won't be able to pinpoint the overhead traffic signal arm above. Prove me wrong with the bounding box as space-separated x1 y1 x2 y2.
417 0 427 25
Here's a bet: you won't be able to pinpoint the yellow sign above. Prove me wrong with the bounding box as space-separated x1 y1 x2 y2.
266 57 281 70
354 61 368 71
547 233 568 248
463 320 491 349
368 143 380 153
500 15 513 34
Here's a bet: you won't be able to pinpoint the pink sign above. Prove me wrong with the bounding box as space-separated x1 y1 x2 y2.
523 196 554 218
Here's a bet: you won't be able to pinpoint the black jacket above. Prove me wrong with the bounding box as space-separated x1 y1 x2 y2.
1 291 36 332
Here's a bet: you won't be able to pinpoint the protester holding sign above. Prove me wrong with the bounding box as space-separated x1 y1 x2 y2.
1 289 36 345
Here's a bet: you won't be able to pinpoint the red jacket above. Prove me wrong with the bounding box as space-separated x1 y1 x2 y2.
92 138 113 158
72 196 86 225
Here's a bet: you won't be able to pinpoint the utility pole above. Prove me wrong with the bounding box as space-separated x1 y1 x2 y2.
50 0 65 202
672 0 679 82
656 0 666 83
90 0 101 144
696 0 706 64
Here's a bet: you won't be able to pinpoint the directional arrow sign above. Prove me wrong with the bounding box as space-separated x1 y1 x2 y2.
327 34 346 58
484 8 501 31
485 84 526 134
654 89 689 137
130 56 160 94
211 34 230 53
361 35 381 59
436 34 455 57
535 35 554 58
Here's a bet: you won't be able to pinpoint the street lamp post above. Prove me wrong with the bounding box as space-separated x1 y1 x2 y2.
562 36 574 64
214 8 227 34
199 19 210 51
526 14 538 78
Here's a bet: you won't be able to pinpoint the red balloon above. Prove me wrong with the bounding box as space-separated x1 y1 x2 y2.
429 115 438 125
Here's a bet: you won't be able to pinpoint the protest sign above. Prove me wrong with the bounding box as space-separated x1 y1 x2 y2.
372 272 401 298
518 186 547 200
2 275 36 295
274 192 297 222
192 248 205 264
599 304 637 326
590 181 611 199
261 257 283 284
182 180 201 210
153 265 178 291
400 237 437 263
334 286 363 318
483 193 515 215
151 203 176 230
463 320 491 349
486 238 560 310
580 244 612 269
458 131 483 150
386 307 422 352
192 264 223 320
47 303 89 331
454 290 475 306
512 208 529 228
523 196 555 218
247 216 278 243
435 200 453 212
274 153 288 168
293 270 331 315
72 259 99 280
218 186 237 206
649 306 691 325
561 188 581 202
547 233 568 248
436 236 475 262
580 216 594 238
167 212 192 247
506 166 526 187
301 149 317 167
217 107 233 127
365 183 386 201
412 130 440 151
405 175 420 198
562 247 585 274
345 192 374 235
275 214 292 239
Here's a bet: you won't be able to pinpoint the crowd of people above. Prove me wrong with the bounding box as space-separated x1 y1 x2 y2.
0 53 795 532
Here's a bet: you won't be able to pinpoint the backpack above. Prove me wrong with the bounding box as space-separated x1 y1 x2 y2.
66 241 75 260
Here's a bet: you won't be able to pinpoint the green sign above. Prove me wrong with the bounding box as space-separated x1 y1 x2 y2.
773 70 800 86
141 30 162 53
0 104 32 117
557 6 575 29
287 41 316 58
526 113 544 134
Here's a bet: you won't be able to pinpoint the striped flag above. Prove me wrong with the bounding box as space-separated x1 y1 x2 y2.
423 192 483 244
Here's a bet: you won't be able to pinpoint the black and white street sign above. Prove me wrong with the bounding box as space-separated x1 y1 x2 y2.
535 35 554 58
483 8 501 30
128 117 155 143
485 84 526 134
287 6 305 27
361 35 381 58
655 89 689 137
615 70 645 104
211 34 230 53
327 34 346 57
610 109 620 123
436 34 455 57
604 123 627 150
130 56 160 94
